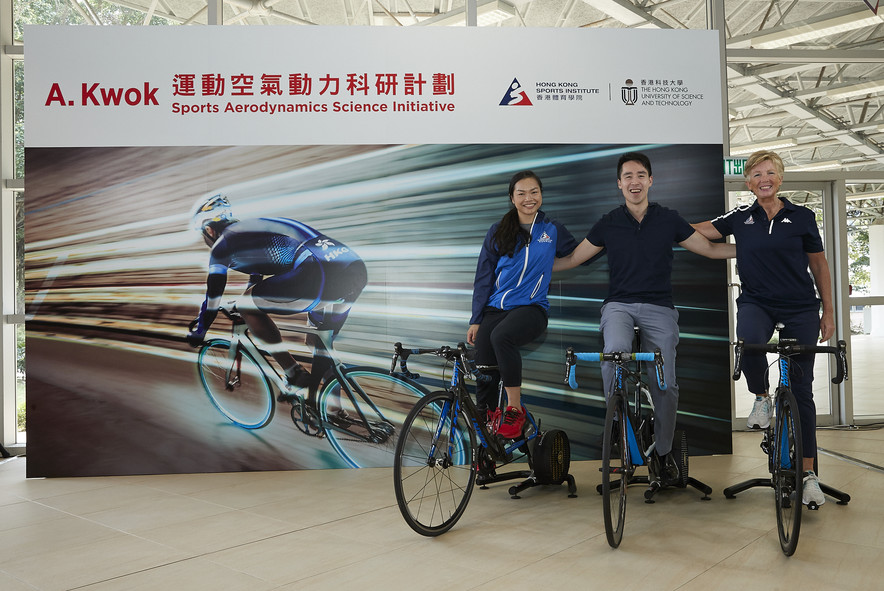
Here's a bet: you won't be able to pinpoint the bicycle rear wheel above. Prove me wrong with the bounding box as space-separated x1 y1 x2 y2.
197 339 275 429
601 392 629 548
773 388 803 556
318 368 427 468
393 390 476 536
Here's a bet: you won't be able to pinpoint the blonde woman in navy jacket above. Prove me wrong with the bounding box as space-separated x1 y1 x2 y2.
467 171 580 439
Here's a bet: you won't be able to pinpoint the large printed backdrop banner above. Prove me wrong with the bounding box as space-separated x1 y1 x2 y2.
25 26 729 477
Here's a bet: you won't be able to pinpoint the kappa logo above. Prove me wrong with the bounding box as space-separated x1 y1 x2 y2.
315 238 335 250
538 232 553 243
499 78 533 106
744 216 755 225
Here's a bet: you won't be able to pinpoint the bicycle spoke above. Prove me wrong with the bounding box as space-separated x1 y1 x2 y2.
393 391 477 536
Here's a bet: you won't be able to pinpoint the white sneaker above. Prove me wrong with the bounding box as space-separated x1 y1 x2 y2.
747 397 772 429
802 470 826 507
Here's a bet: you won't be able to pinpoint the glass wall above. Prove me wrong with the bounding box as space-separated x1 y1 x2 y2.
845 186 884 420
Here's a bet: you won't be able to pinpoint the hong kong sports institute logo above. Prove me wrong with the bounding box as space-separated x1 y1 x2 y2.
499 77 533 106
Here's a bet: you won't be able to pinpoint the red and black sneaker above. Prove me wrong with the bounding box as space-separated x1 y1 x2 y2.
497 406 526 439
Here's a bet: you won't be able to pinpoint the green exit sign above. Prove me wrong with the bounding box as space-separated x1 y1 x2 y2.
725 158 747 176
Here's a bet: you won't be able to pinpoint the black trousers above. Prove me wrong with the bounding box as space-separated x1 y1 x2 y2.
473 305 548 409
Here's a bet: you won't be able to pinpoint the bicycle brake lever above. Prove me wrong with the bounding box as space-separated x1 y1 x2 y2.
653 349 667 391
732 340 744 381
832 340 847 384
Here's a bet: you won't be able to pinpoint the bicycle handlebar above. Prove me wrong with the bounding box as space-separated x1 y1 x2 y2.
391 341 482 381
565 347 666 391
732 339 848 384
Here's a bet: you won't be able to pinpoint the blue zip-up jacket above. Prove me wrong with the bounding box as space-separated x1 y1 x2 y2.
470 210 579 325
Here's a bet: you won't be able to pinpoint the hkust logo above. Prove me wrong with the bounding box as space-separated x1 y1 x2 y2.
499 78 533 106
44 82 160 106
621 79 638 106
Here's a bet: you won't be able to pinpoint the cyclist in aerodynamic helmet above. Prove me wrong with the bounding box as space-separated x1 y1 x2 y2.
186 193 368 398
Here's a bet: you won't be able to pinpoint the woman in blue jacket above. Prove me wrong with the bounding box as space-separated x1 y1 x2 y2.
467 171 579 439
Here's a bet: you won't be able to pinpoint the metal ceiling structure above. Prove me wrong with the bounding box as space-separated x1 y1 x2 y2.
32 1 884 217
80 1 884 169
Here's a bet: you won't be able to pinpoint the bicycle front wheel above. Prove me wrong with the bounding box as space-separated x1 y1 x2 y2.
318 368 427 468
601 392 629 548
773 388 803 556
393 390 476 536
197 339 275 429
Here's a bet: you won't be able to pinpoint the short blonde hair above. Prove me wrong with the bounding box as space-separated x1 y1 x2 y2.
744 150 785 179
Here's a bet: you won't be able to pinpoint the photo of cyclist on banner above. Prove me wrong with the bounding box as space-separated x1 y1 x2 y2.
186 193 368 411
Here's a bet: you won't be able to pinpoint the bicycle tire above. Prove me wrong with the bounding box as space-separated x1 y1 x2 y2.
602 392 629 548
773 387 803 556
393 390 476 536
319 367 428 468
197 339 275 429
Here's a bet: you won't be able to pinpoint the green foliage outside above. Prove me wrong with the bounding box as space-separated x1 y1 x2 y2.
848 229 870 294
12 1 173 177
16 383 26 432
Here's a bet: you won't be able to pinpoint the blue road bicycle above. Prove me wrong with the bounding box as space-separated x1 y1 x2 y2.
566 345 711 548
392 342 576 536
725 329 848 556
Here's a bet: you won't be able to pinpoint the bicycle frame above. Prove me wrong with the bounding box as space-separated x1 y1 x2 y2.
391 342 539 462
566 348 665 468
216 306 398 442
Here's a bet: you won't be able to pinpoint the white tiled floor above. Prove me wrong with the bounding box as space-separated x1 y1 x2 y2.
1 428 882 590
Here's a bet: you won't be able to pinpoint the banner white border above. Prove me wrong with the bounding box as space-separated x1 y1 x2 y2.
26 26 723 147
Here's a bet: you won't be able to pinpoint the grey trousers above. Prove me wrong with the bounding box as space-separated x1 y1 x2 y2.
600 302 680 456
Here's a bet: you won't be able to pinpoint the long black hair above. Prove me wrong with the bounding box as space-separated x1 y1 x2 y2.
492 170 542 257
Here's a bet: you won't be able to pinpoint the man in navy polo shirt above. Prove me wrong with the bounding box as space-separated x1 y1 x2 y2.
555 152 734 484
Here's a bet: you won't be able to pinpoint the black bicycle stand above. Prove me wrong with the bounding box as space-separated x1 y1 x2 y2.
643 475 713 503
724 477 850 508
477 429 578 500
597 473 712 503
478 468 577 499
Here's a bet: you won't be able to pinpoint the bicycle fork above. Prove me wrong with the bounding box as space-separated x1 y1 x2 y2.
224 339 243 391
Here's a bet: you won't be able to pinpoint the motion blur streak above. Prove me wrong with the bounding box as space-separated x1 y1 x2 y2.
25 143 732 476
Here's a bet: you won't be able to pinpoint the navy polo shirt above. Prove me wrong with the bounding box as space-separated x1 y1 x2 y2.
587 202 694 308
711 197 822 309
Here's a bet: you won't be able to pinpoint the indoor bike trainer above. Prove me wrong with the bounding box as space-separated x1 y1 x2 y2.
476 413 578 500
